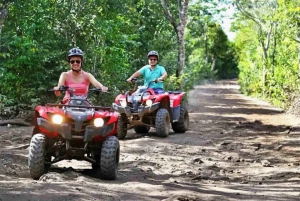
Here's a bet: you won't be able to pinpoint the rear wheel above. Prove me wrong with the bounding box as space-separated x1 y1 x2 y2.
100 136 120 180
172 104 189 133
28 134 48 180
117 114 127 140
155 108 170 137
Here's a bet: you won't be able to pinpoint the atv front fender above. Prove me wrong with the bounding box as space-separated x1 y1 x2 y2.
37 117 61 134
112 103 132 116
137 102 160 117
37 117 71 139
84 124 115 141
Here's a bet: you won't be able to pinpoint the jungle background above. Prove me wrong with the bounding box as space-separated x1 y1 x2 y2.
0 0 299 119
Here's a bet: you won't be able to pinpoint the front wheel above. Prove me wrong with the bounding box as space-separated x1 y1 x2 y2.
100 136 120 180
28 133 48 180
117 114 127 140
155 108 170 137
172 104 189 133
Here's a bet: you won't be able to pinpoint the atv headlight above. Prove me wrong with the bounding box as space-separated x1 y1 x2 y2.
145 99 153 106
94 118 104 127
119 99 127 107
52 114 63 124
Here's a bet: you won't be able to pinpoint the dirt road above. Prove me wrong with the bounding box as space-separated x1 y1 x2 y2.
1 80 300 201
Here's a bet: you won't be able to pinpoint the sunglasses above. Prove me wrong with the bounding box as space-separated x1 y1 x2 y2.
149 59 157 61
70 60 81 64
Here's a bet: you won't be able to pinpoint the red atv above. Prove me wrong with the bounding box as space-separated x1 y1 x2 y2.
112 78 189 139
29 86 120 180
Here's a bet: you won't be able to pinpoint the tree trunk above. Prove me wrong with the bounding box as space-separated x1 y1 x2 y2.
298 46 300 78
260 39 268 96
211 55 217 71
160 0 189 90
204 26 208 66
0 119 31 126
297 33 300 78
0 0 9 37
176 25 185 89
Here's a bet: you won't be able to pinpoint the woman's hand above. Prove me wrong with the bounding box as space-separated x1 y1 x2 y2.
53 86 61 96
101 86 108 92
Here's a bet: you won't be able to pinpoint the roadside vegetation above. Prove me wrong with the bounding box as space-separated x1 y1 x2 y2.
3 0 299 117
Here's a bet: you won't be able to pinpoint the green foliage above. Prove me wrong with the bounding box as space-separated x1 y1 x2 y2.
233 0 300 108
0 94 13 109
0 0 239 115
184 3 237 88
0 0 140 107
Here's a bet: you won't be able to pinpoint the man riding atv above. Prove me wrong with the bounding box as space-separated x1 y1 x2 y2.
126 50 167 94
113 51 189 139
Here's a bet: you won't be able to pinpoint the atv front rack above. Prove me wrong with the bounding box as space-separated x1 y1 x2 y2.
46 103 111 110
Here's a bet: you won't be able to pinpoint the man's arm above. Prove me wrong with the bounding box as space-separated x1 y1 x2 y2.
158 67 167 81
126 70 142 83
158 72 167 81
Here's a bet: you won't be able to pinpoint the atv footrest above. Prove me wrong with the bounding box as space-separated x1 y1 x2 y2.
67 147 85 157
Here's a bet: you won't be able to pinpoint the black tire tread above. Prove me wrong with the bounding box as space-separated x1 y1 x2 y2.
100 136 119 180
28 133 47 180
172 104 189 133
117 114 127 140
155 108 170 137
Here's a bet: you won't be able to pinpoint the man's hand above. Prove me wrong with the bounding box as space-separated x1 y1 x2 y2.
126 78 132 83
158 77 164 82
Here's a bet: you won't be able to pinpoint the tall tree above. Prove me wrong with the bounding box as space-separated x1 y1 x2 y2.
0 0 9 37
235 0 278 94
160 0 189 89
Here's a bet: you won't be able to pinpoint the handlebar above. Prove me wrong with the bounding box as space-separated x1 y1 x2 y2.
49 86 109 96
129 78 143 85
89 88 110 95
128 78 163 86
48 85 72 92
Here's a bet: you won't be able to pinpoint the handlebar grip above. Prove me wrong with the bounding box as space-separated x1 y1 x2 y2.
89 88 110 93
59 85 69 91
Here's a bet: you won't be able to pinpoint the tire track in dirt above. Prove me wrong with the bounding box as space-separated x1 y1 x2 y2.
0 80 300 200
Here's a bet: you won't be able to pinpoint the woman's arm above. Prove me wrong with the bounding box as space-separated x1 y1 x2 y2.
86 73 108 92
53 72 67 96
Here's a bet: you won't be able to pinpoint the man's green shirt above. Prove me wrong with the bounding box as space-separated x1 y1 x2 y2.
139 65 166 88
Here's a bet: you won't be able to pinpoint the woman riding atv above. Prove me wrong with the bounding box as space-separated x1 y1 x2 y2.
53 47 108 103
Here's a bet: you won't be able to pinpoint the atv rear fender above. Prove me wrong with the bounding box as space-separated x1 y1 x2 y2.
169 92 187 122
169 92 186 107
114 94 125 104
